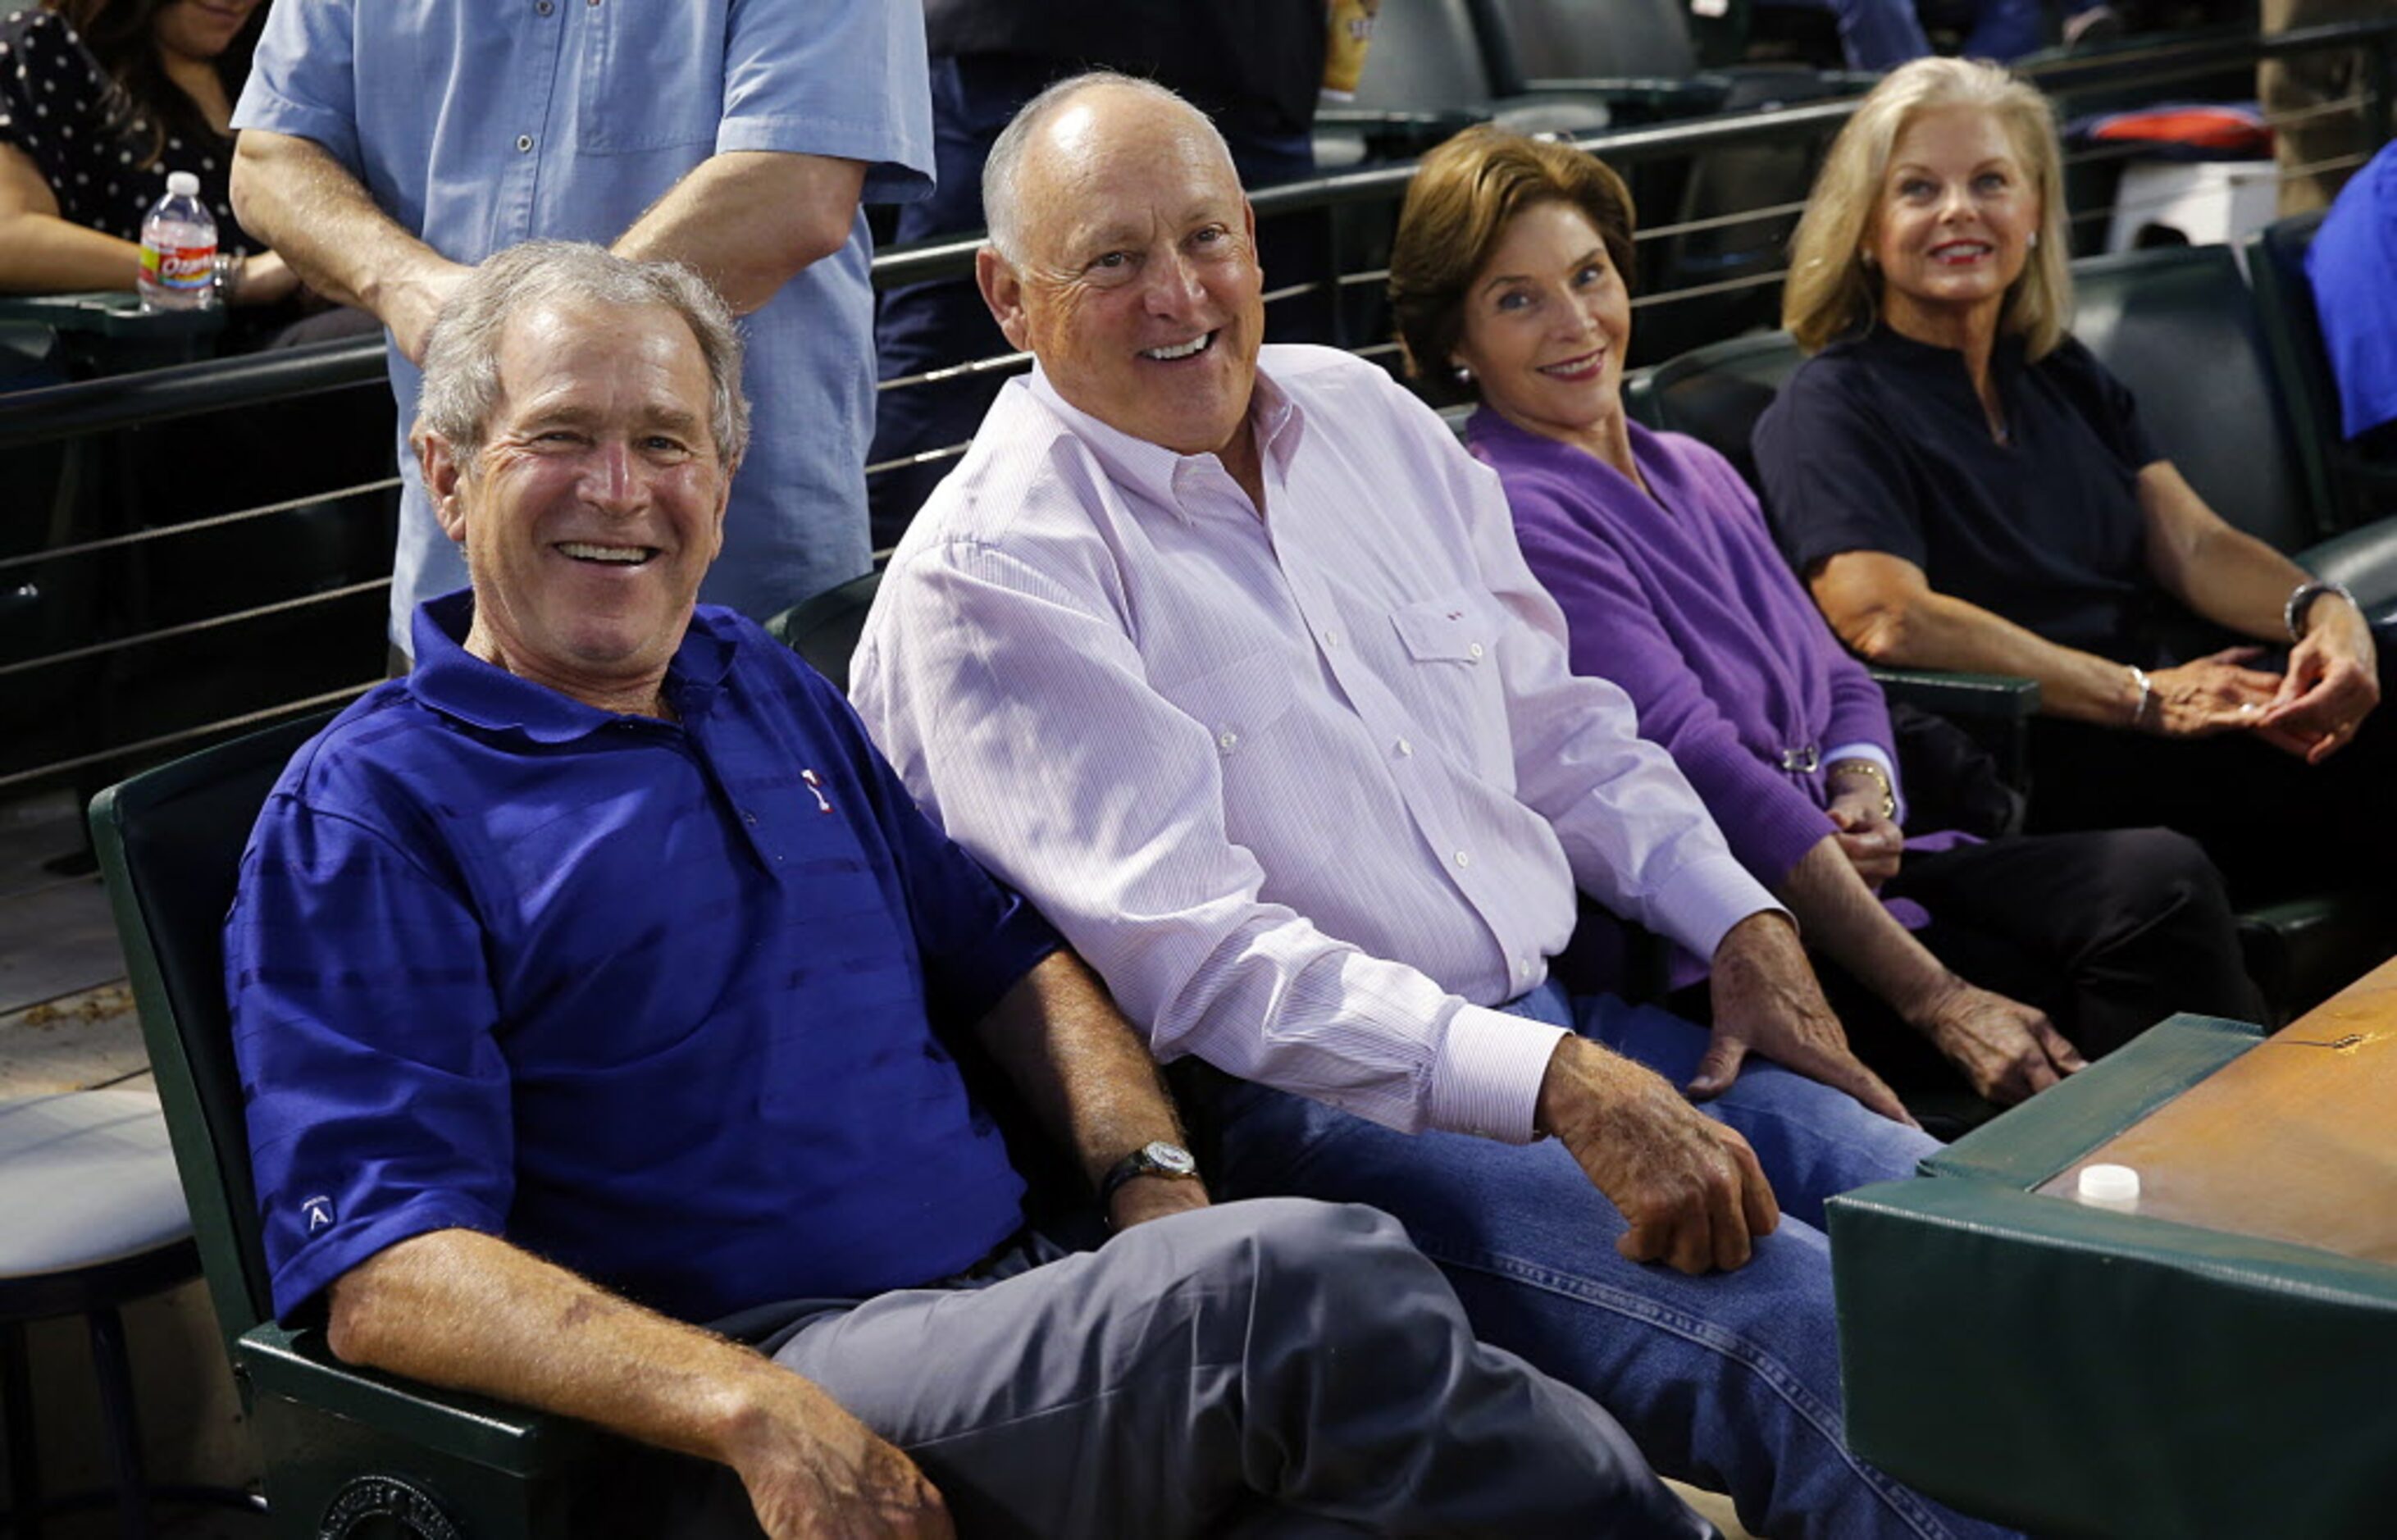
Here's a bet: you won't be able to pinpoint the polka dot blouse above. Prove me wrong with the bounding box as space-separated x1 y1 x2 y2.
0 7 253 251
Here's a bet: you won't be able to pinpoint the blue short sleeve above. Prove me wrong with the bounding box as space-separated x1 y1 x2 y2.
230 0 362 171
716 0 932 203
226 780 514 1320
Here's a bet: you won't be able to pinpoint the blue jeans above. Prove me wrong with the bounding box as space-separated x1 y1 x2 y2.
1203 986 2018 1540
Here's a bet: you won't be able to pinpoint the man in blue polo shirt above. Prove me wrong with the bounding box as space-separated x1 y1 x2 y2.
223 241 1710 1539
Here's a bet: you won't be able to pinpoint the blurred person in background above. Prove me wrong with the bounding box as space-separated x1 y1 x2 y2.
0 0 297 306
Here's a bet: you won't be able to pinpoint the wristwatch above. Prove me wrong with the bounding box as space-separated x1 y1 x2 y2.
1098 1140 1201 1208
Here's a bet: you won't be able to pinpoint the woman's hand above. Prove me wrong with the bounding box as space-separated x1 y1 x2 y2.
2258 597 2379 763
230 249 303 307
2136 647 2283 736
1825 792 1903 888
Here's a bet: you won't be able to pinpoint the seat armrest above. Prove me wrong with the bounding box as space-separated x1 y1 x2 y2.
238 1322 612 1475
2298 513 2397 624
1866 667 2039 719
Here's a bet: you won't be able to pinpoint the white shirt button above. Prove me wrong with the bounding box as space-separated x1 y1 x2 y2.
516 134 534 153
1395 738 1412 756
1323 629 1340 649
1468 642 1485 660
1453 850 1471 868
1217 729 1238 751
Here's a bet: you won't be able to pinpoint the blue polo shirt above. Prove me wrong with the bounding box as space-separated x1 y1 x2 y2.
227 594 1053 1324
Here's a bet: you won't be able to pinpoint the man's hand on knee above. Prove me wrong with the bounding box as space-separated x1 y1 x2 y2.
724 1376 955 1540
1535 1036 1780 1274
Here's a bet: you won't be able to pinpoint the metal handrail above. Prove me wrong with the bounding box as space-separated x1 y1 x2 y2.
0 21 2388 800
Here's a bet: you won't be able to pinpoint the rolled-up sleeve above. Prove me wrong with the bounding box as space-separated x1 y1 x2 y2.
717 0 932 202
230 0 362 167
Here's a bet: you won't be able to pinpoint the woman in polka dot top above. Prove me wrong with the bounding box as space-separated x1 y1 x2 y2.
0 0 295 302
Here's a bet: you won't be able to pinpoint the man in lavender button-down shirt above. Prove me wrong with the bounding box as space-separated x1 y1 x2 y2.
854 74 2018 1540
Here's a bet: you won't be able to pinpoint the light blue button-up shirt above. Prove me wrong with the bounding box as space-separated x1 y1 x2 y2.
235 0 933 645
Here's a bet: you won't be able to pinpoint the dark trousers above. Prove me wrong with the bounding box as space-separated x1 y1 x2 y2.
868 54 1321 547
2020 708 2397 915
1810 828 2267 1097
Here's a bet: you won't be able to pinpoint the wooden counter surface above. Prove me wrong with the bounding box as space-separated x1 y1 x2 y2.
2035 955 2397 1265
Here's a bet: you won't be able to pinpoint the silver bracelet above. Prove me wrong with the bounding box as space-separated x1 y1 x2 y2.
2284 579 2357 642
2127 663 2156 728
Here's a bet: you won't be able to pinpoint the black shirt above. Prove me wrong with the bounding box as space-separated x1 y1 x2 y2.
0 7 251 253
922 1 1326 139
1755 325 2168 663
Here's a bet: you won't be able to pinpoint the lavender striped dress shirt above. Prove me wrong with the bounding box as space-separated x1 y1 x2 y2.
852 345 1776 1143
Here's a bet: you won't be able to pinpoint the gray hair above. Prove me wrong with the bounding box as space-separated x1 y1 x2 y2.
980 71 1233 264
412 239 751 468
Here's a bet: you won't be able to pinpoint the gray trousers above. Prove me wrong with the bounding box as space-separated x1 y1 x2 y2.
671 1199 1711 1539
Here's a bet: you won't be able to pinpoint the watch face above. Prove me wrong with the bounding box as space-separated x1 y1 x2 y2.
1143 1140 1198 1176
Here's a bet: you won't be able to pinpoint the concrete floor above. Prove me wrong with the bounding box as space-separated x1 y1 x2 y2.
0 791 267 1538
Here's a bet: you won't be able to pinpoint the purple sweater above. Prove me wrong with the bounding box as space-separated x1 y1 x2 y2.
1473 410 1962 903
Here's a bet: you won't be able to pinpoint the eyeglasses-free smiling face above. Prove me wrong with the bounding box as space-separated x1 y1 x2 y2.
978 87 1266 467
1868 104 2042 344
424 296 730 713
1447 198 1633 457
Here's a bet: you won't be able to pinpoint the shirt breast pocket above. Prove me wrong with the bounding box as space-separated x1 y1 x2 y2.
576 10 722 156
1388 592 1509 766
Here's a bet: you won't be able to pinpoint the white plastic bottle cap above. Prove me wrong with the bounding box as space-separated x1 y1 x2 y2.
165 171 200 198
2077 1164 2140 1204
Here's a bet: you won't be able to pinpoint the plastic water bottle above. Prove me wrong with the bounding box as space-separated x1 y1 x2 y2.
138 171 217 312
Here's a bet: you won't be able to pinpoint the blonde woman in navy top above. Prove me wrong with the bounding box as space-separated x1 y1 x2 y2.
1391 125 2260 1111
1757 57 2396 937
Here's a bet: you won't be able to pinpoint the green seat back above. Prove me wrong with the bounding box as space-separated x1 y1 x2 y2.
89 713 330 1365
762 567 882 697
2068 244 2322 550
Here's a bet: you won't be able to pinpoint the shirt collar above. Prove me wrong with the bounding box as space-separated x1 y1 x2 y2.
406 589 738 743
1022 356 1303 523
1857 322 2030 380
1467 404 1677 499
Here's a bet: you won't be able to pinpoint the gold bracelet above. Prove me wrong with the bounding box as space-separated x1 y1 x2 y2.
1825 758 1895 821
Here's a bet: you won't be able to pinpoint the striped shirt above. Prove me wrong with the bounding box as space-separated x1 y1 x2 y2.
853 344 1775 1144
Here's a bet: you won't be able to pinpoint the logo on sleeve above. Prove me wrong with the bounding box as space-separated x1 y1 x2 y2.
800 768 834 813
302 1195 336 1232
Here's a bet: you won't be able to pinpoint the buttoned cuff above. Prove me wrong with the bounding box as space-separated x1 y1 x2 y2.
1825 740 1905 825
1425 1005 1570 1145
1647 851 1786 964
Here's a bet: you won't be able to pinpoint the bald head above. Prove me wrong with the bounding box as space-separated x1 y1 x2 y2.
971 70 1267 473
981 72 1238 266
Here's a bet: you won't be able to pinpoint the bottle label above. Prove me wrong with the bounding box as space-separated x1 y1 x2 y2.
141 241 214 294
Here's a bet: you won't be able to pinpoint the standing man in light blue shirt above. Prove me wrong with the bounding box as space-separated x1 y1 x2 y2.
226 1 932 654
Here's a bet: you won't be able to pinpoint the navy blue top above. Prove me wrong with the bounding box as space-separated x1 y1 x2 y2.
1755 327 2167 662
226 594 1056 1324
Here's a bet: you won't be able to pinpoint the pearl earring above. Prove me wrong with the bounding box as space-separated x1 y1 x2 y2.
1453 364 1474 385
2027 230 2040 249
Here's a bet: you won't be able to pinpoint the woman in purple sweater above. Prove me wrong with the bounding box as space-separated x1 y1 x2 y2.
1388 126 2261 1111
